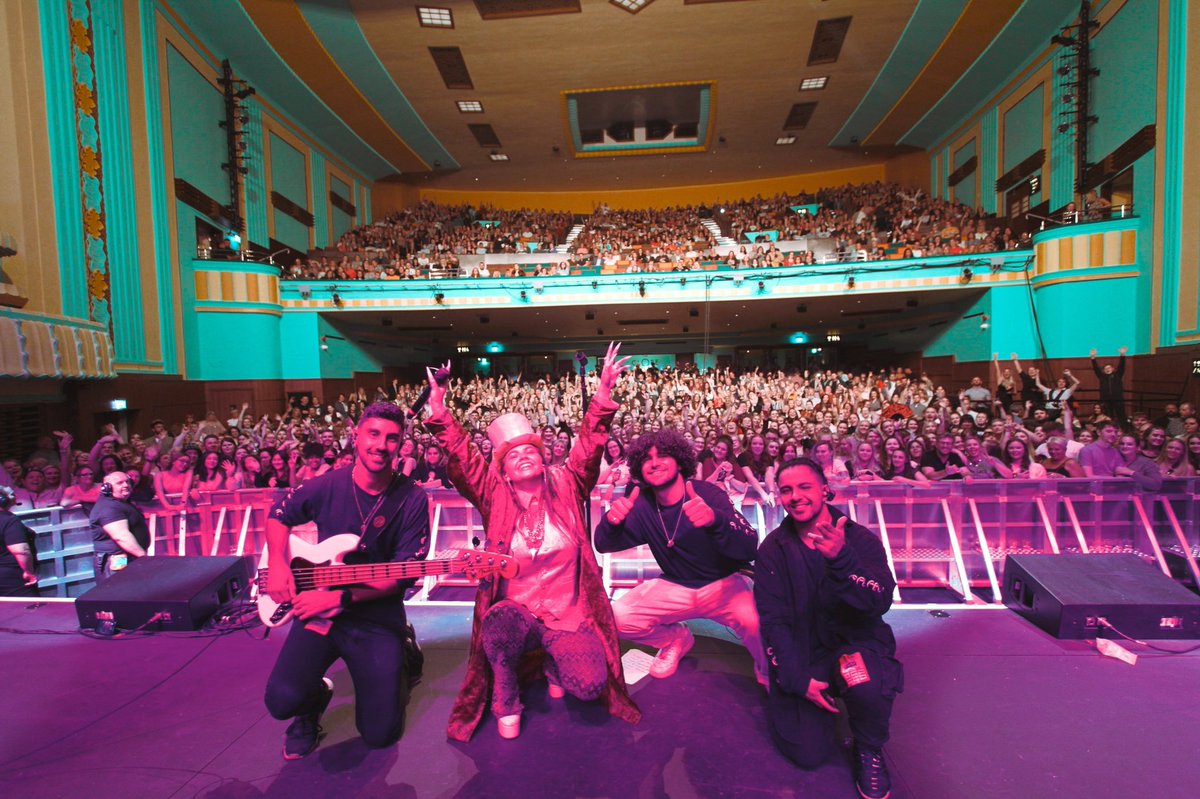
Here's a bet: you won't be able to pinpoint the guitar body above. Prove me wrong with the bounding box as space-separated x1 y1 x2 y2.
254 533 518 627
256 534 363 628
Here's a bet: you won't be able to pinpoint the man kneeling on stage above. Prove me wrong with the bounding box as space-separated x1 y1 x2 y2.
755 458 902 799
594 428 766 683
263 402 429 759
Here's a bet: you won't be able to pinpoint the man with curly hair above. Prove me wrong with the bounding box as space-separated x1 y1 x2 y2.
594 428 765 684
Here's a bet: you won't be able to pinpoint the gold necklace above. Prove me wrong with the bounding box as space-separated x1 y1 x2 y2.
655 498 684 548
517 493 546 549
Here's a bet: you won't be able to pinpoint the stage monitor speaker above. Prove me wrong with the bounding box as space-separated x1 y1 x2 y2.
1002 554 1200 639
76 556 253 631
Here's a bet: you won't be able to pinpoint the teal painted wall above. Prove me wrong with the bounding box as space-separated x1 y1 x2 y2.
138 0 177 373
269 132 310 249
39 0 88 320
195 311 283 379
978 107 998 213
278 313 380 379
243 103 269 248
1089 0 1158 161
311 150 328 249
93 0 147 364
1002 85 1044 173
330 174 353 241
952 140 976 208
166 44 226 205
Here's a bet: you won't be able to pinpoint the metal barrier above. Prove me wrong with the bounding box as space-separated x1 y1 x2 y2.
17 478 1200 606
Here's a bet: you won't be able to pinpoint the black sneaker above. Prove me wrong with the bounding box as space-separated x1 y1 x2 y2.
404 622 424 691
854 746 892 799
283 677 333 760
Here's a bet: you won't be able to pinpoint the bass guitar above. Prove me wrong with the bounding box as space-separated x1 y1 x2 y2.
255 533 517 627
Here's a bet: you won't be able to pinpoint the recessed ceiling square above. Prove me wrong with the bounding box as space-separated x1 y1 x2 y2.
564 81 714 158
416 7 454 28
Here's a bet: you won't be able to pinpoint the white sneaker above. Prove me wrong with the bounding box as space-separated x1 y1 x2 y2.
650 626 695 679
497 713 521 739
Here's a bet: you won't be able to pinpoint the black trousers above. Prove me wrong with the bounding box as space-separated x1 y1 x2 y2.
264 618 410 749
768 645 902 770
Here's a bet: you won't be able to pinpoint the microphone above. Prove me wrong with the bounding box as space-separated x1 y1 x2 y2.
407 365 451 418
575 351 588 368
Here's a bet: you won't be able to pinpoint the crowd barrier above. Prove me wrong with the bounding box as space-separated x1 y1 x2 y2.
15 478 1199 607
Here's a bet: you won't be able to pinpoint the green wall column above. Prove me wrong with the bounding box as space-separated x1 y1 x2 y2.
978 106 998 214
311 149 328 249
138 0 177 373
93 0 146 363
1158 0 1189 345
243 102 269 248
39 0 88 320
1049 50 1076 209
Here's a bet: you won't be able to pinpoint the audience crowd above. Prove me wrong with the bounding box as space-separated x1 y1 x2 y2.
4 356 1195 516
278 182 1035 282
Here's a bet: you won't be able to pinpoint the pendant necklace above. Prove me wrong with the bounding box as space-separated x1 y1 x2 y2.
656 499 684 548
352 467 394 536
517 493 546 550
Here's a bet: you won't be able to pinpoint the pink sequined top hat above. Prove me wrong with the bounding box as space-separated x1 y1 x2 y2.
487 413 545 464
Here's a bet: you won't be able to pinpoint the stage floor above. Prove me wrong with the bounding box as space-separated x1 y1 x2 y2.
2 600 1198 799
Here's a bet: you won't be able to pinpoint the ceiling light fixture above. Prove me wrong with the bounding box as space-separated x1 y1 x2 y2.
800 76 828 91
417 6 453 28
456 100 483 113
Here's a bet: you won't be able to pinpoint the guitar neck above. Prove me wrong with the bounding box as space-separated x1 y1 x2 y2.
296 558 460 589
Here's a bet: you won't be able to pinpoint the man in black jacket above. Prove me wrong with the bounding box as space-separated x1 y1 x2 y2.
755 458 902 799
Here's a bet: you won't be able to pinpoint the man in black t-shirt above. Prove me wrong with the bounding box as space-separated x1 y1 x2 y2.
88 472 150 583
0 486 38 596
919 434 967 481
263 402 430 760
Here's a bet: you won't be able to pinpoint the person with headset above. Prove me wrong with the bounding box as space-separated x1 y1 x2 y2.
754 458 902 799
0 485 39 596
89 472 150 583
594 428 766 685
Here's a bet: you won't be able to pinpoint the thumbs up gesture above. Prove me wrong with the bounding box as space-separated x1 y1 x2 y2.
682 481 716 528
606 485 641 525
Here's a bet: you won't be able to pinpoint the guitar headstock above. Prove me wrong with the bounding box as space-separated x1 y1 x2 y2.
452 549 519 580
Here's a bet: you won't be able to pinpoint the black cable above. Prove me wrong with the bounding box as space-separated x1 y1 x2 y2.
1098 618 1200 654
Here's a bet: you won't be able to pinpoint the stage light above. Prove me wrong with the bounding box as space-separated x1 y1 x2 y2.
757 280 766 293
961 268 973 283
980 315 990 331
1051 34 1076 46
638 280 645 297
846 276 855 290
434 292 444 304
331 292 342 307
519 290 528 301
591 280 598 290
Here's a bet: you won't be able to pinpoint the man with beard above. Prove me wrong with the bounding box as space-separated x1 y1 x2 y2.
755 458 902 799
263 402 429 759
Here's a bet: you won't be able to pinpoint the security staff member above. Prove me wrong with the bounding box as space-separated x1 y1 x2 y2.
89 472 150 582
0 485 39 596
